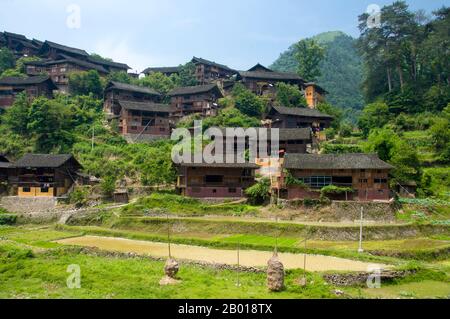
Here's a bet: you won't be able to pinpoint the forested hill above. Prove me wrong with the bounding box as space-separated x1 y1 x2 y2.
270 31 364 110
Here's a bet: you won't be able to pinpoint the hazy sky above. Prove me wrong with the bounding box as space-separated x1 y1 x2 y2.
0 0 447 72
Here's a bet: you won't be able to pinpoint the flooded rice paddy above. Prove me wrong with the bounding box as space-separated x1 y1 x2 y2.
56 236 389 272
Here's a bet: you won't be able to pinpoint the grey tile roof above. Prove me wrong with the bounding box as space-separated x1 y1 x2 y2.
284 153 394 170
118 100 175 113
237 70 303 82
57 54 109 74
41 40 89 57
142 66 181 74
278 128 312 141
15 154 81 169
0 75 56 89
269 105 334 119
87 57 130 70
192 57 235 72
106 81 161 96
167 83 223 97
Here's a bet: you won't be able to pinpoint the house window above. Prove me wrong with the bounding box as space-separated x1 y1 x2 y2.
375 178 387 184
359 179 368 184
299 176 332 188
205 175 223 184
41 187 49 193
23 187 31 193
212 189 217 194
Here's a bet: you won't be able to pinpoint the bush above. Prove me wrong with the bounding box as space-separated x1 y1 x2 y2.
0 214 17 225
245 178 271 205
69 187 90 208
322 143 363 154
100 175 117 198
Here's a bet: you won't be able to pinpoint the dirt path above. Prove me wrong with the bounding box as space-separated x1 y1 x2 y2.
56 236 390 272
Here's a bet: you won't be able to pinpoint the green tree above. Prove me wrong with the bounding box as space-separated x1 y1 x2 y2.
106 71 133 84
275 82 307 108
139 72 176 95
173 62 198 87
0 48 15 74
358 102 390 137
232 84 266 117
27 97 75 153
68 70 104 98
245 178 271 205
295 39 325 81
430 118 450 152
317 102 342 130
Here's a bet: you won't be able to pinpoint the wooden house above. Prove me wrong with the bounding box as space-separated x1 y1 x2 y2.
13 154 83 198
168 83 224 118
265 105 333 136
177 161 258 198
142 67 181 77
103 81 162 116
115 100 175 141
304 82 328 109
280 153 393 201
0 76 57 110
236 64 304 96
38 40 89 60
0 155 13 195
1 32 40 57
191 57 236 84
25 56 109 93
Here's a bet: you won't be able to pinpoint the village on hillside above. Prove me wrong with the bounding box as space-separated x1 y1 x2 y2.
0 0 449 301
0 30 394 203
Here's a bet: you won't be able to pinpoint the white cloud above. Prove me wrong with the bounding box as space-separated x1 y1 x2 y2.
93 38 155 73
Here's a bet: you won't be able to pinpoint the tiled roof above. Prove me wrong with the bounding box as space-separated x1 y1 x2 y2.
167 83 223 96
106 81 161 96
41 40 89 57
237 70 303 82
192 57 235 72
15 154 81 169
142 66 181 74
284 153 394 170
269 105 334 119
0 75 56 89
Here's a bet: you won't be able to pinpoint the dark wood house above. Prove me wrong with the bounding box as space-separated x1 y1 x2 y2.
38 40 89 60
280 153 394 201
0 155 13 195
237 64 304 96
103 81 162 116
304 82 328 109
0 76 57 110
168 83 224 118
191 57 236 84
1 32 40 57
115 100 175 141
177 161 258 198
265 105 333 134
13 154 83 198
142 66 181 77
25 56 109 93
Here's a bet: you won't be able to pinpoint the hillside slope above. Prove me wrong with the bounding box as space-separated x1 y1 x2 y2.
270 31 364 110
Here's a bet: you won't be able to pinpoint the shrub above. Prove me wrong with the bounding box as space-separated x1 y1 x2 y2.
245 178 271 205
69 187 90 208
0 214 17 225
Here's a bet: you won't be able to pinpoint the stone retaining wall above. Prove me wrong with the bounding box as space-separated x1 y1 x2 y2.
0 196 58 214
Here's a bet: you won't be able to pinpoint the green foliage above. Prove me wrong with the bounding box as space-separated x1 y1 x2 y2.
138 72 176 96
0 214 17 225
173 62 198 87
320 185 354 196
317 102 342 130
275 82 307 107
232 84 267 117
364 128 421 185
284 171 307 187
69 70 103 98
358 102 390 137
271 31 365 111
68 187 90 208
0 69 25 79
106 71 133 84
245 178 271 205
322 143 363 154
140 141 176 186
100 175 116 198
429 118 450 153
121 193 258 217
294 39 325 82
0 48 15 74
